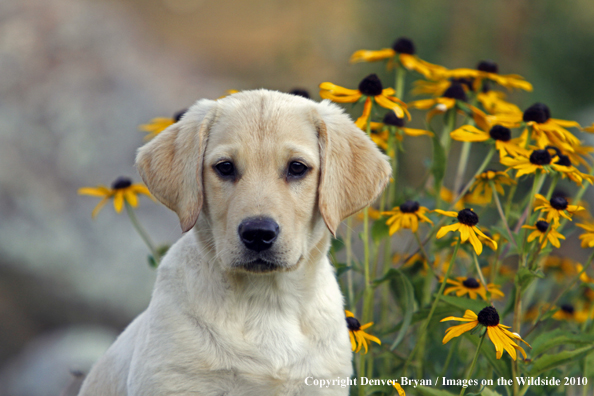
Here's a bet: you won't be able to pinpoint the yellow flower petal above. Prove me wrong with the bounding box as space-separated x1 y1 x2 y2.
350 48 395 63
436 223 461 239
91 197 109 219
113 191 124 213
442 321 479 344
78 186 111 197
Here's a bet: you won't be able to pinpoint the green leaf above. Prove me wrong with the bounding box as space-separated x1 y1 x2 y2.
334 262 352 278
531 329 594 356
528 344 594 376
416 386 457 396
330 236 345 253
371 218 390 244
156 244 170 257
440 295 490 313
364 385 389 395
147 254 158 269
464 333 512 379
431 131 446 193
478 388 504 396
379 269 416 350
515 267 542 292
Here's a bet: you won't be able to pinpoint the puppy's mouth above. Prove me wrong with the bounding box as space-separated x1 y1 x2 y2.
235 258 282 273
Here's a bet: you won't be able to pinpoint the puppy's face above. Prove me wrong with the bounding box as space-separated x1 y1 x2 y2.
202 101 321 273
136 90 391 275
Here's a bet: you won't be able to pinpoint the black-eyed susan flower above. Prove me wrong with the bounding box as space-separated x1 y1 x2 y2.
345 310 381 354
521 219 565 248
469 169 516 202
369 112 433 149
435 208 497 255
350 37 447 79
533 194 585 225
490 103 581 152
409 81 472 122
576 221 594 248
500 148 558 178
443 276 504 300
552 304 590 323
444 60 533 92
554 155 594 187
319 74 409 129
450 124 528 159
288 88 310 98
139 109 187 141
383 201 433 235
78 177 152 218
541 256 581 281
393 383 406 396
411 77 474 98
477 89 522 115
441 306 530 360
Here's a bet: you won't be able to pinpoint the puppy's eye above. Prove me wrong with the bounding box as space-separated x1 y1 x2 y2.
287 161 308 178
215 161 235 177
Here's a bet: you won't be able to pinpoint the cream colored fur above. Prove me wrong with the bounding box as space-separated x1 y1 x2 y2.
78 90 391 396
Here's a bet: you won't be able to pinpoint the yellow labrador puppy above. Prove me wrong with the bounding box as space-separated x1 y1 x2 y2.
78 90 391 396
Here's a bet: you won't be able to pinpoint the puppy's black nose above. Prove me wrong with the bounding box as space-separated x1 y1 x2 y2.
238 218 279 252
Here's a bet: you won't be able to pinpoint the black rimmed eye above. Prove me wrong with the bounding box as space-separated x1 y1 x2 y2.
287 161 308 178
215 161 235 177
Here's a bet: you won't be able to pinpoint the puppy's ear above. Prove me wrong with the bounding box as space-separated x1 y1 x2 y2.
315 101 392 236
136 99 218 232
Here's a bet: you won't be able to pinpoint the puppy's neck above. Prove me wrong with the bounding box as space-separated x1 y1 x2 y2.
188 218 333 314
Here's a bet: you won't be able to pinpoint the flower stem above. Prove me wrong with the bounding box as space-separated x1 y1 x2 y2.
472 252 491 302
360 102 375 387
524 250 594 337
453 141 472 195
491 181 518 250
124 201 160 263
345 217 354 311
544 173 560 200
395 64 406 100
404 239 461 375
460 330 487 396
451 147 495 209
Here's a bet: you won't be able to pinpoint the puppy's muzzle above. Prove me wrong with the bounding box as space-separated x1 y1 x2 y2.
238 217 279 252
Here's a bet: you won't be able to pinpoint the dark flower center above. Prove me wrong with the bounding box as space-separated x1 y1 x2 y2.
556 154 571 167
173 109 188 122
111 177 132 190
523 103 551 124
477 60 499 74
552 189 568 200
477 306 500 326
346 316 361 331
536 221 549 233
443 82 467 102
462 277 480 289
392 37 415 54
560 304 575 314
529 150 551 166
453 78 474 92
457 208 479 226
289 88 310 99
550 196 568 210
383 111 406 127
489 125 512 142
399 200 420 213
358 74 384 96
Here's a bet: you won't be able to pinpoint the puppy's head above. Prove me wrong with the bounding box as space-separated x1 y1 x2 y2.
136 90 391 273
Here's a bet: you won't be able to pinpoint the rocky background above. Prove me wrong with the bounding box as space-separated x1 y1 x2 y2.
1 0 593 394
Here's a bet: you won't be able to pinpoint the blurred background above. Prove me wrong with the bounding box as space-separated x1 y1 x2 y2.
1 0 594 394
